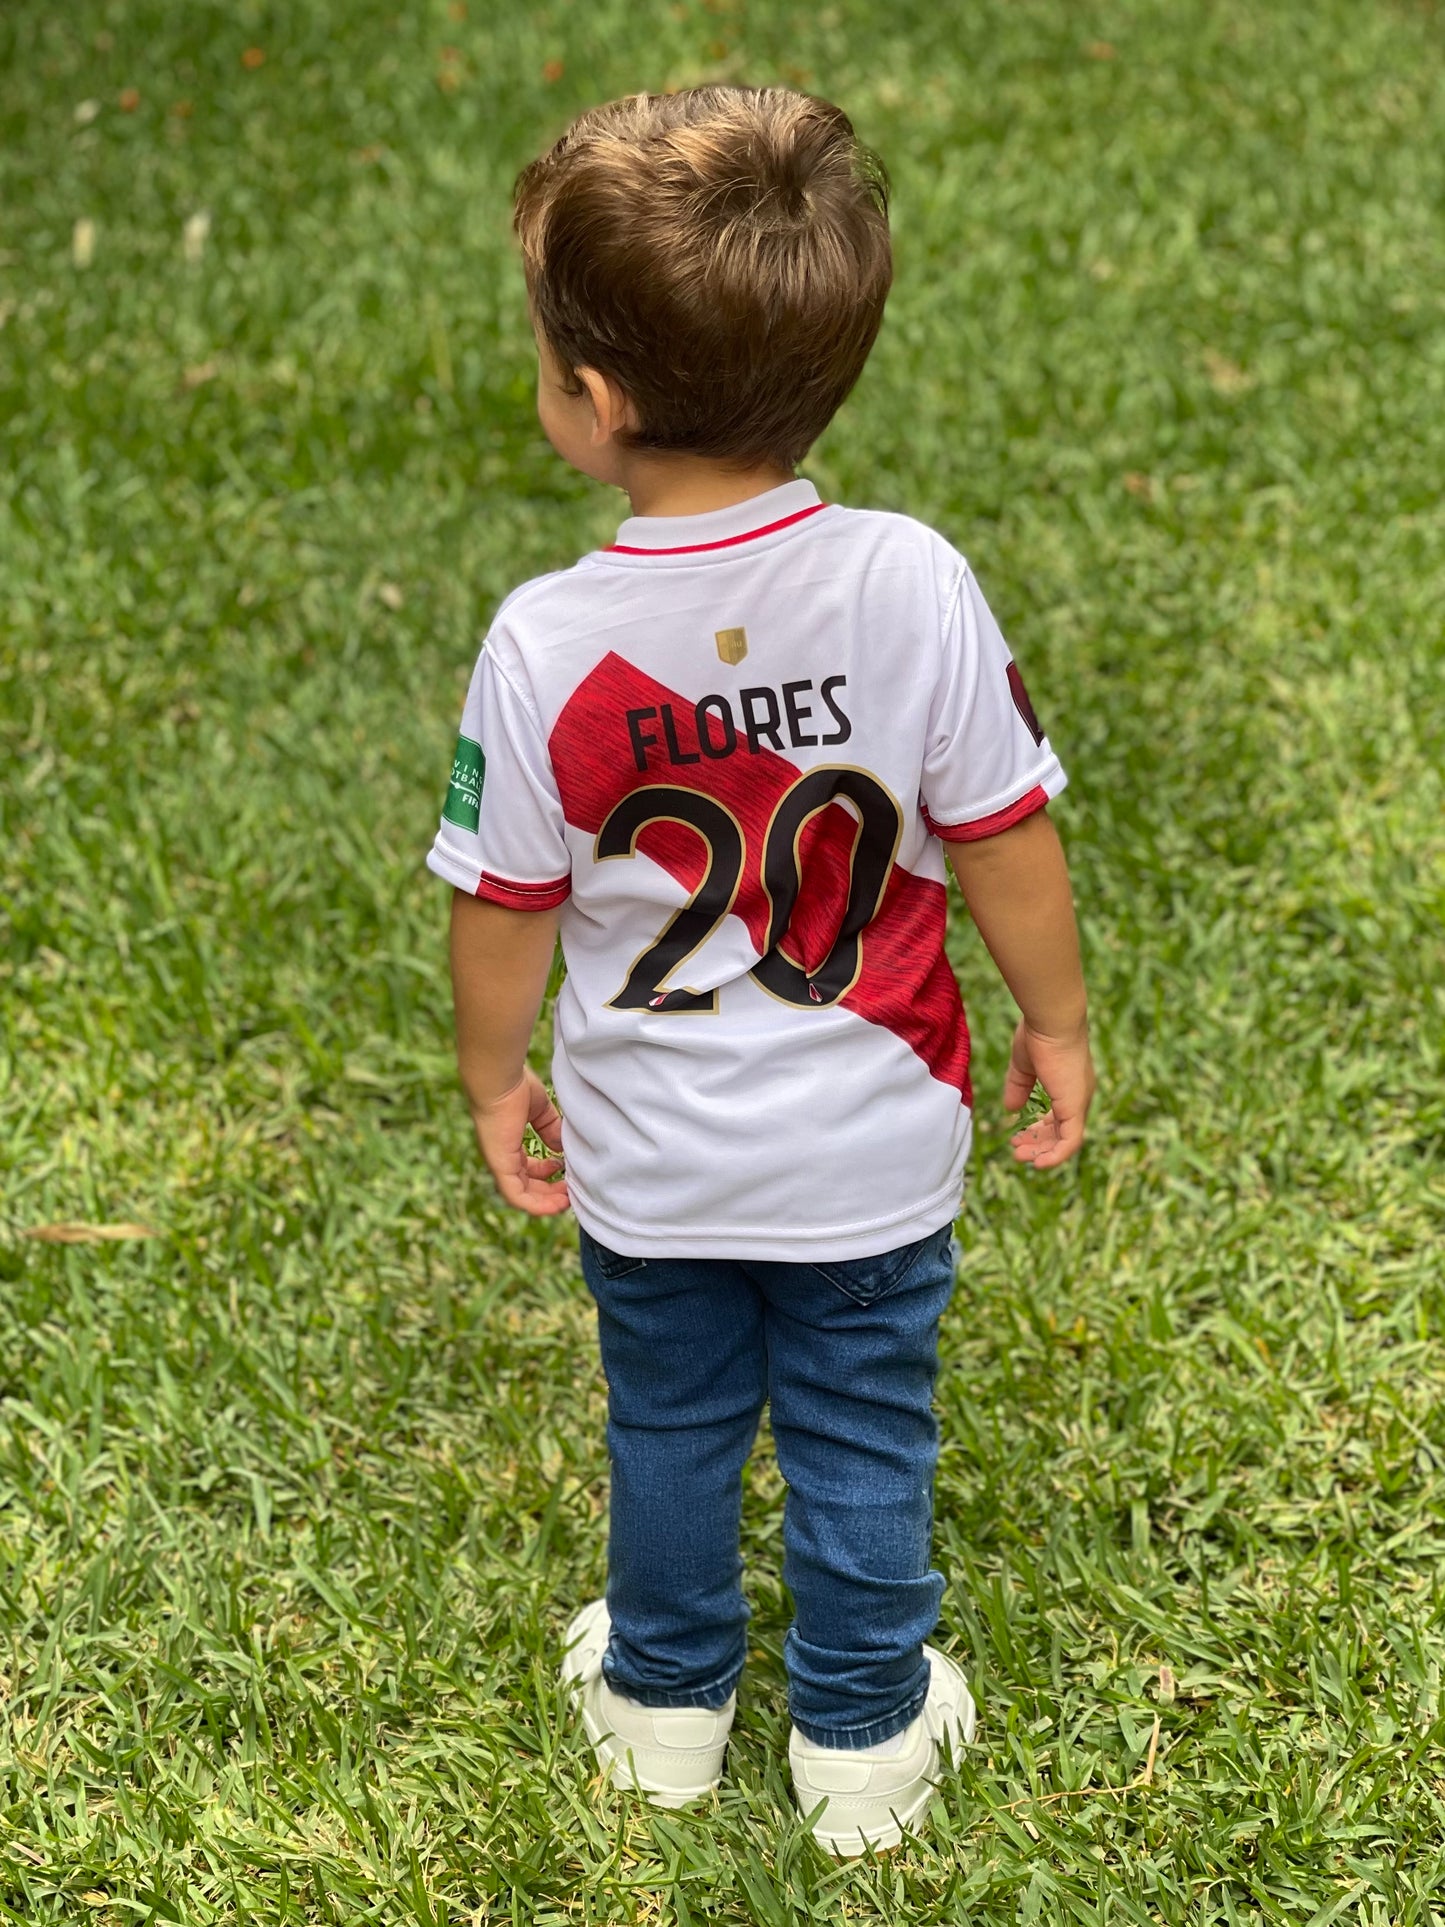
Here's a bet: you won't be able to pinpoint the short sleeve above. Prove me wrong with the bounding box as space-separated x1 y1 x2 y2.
920 566 1068 841
425 645 571 909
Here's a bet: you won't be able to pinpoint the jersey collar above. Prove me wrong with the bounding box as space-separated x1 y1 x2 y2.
606 479 825 557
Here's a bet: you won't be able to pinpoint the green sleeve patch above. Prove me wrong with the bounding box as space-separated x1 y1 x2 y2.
442 734 485 831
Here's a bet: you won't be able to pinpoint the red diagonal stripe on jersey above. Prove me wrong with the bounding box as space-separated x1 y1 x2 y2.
549 652 970 1099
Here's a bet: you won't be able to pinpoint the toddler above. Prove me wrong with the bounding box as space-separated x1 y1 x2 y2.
428 84 1094 1856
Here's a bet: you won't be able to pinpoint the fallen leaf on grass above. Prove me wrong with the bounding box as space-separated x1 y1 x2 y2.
22 1222 160 1244
74 99 101 125
183 210 211 262
118 87 141 112
543 59 565 83
1086 40 1117 59
242 47 266 70
1203 346 1256 396
378 581 405 611
72 218 96 268
182 360 218 389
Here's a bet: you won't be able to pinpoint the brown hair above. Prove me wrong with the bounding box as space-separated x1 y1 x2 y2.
514 86 891 469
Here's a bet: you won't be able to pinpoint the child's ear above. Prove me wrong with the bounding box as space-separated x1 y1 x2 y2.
576 367 639 446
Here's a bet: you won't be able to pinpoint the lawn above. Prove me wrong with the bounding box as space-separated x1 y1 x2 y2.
2 0 1444 1920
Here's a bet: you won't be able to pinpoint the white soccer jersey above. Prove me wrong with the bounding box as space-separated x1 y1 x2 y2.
427 479 1066 1261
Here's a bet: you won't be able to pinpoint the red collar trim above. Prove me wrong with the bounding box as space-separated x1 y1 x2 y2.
604 501 827 557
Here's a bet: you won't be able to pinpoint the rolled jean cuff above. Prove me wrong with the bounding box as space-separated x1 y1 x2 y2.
789 1676 931 1750
601 1656 741 1712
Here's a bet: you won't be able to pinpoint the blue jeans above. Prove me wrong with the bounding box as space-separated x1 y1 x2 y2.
578 1222 957 1749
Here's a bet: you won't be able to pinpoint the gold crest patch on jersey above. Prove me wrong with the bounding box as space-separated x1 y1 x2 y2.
715 626 748 666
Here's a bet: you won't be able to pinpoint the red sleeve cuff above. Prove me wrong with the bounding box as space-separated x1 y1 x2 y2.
925 784 1050 843
474 870 571 911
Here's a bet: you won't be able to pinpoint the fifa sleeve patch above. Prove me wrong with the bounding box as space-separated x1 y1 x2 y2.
442 734 485 831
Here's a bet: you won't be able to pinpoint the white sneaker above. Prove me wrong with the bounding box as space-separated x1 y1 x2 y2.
790 1646 977 1856
559 1598 735 1808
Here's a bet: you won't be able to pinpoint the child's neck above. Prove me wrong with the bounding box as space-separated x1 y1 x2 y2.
619 454 797 521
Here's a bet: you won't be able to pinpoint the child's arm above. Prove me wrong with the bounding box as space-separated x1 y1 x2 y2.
449 891 570 1215
946 809 1095 1169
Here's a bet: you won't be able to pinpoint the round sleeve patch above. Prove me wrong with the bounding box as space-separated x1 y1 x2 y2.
442 734 485 831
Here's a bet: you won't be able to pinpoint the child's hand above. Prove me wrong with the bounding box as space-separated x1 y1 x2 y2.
1003 1018 1095 1170
470 1068 571 1215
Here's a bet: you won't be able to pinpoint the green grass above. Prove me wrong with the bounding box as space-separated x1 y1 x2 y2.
2 0 1444 1919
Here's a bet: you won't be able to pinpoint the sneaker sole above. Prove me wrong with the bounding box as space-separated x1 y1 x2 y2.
805 1775 938 1856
